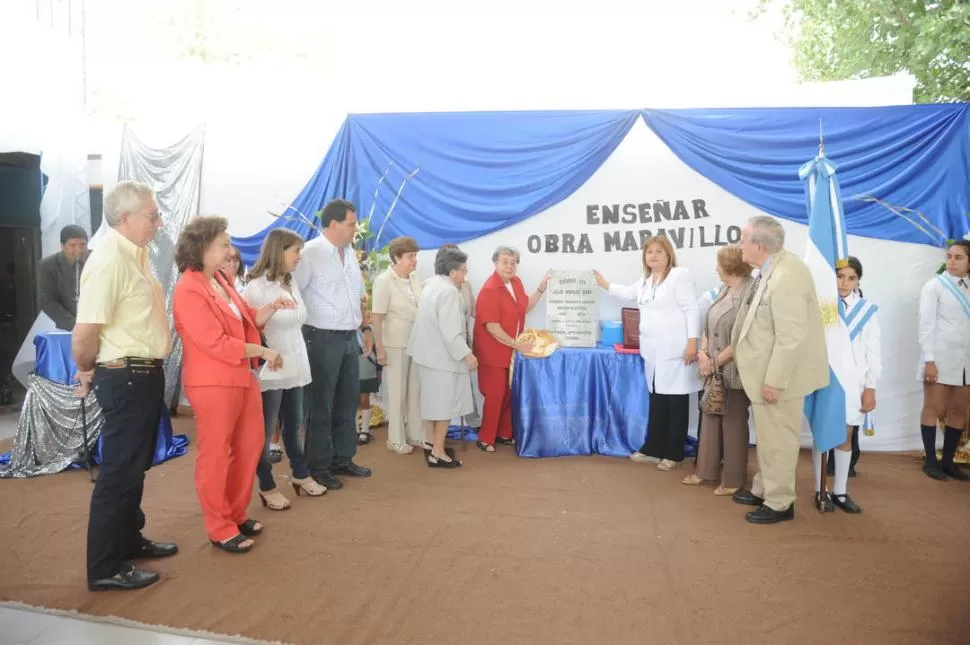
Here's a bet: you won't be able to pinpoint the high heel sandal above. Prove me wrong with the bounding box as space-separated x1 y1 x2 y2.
476 441 495 452
495 437 515 446
238 519 263 536
426 453 462 468
291 477 327 497
259 489 291 511
210 534 254 554
423 442 455 458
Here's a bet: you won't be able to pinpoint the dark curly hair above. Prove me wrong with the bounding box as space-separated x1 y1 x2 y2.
175 216 230 273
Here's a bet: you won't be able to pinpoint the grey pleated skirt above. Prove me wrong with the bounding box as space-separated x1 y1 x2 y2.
417 365 474 421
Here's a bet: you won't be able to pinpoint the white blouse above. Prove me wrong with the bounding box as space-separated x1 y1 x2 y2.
243 275 312 392
917 272 970 385
841 291 882 426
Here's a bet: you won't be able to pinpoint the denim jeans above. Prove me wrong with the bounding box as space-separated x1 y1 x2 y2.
256 386 310 492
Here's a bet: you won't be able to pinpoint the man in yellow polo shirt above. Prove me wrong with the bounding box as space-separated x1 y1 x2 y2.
72 180 175 592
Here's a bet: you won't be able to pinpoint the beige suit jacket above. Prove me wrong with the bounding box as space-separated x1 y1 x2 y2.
731 249 828 403
372 268 421 348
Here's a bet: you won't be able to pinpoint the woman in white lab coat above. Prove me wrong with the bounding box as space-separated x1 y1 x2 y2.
816 256 881 514
916 240 970 482
595 236 702 471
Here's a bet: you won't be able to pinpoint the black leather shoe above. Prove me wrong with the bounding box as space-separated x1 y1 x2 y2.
942 464 969 481
88 564 159 592
815 493 834 513
745 504 794 525
333 462 372 478
848 467 857 478
831 493 862 514
132 538 178 559
923 463 948 481
732 489 764 506
315 471 343 490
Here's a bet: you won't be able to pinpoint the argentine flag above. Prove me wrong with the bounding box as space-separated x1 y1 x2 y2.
798 154 858 453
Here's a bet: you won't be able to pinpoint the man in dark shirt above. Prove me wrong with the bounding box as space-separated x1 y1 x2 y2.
37 224 89 330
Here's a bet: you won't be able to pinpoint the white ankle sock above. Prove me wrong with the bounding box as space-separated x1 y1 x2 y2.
812 448 823 493
360 409 372 433
833 449 851 496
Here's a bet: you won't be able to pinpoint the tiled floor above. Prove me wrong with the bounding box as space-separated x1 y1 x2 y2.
0 606 269 645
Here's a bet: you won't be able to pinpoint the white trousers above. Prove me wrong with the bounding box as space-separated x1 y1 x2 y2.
384 347 423 448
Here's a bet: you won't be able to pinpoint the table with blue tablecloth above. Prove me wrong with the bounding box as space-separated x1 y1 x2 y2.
1 331 188 471
510 343 697 459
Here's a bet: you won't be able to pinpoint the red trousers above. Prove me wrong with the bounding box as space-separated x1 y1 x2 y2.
478 365 513 445
186 380 265 542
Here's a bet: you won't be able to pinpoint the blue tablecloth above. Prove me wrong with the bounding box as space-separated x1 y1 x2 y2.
511 344 650 458
33 331 189 468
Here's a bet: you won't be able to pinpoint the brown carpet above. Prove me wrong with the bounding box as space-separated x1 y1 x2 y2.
1 417 968 645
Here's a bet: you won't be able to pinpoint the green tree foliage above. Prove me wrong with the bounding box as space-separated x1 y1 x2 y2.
754 0 970 103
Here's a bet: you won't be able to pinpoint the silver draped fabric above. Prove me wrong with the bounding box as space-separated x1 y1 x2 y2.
0 374 103 479
117 124 206 408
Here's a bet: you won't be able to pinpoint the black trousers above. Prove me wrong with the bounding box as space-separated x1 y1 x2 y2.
87 364 164 581
302 326 360 476
828 425 861 470
639 390 690 462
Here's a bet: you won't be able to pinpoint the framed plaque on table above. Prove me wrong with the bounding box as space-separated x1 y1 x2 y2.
621 307 640 349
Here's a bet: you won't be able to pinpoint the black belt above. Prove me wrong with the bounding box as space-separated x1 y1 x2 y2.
304 326 357 336
97 357 164 369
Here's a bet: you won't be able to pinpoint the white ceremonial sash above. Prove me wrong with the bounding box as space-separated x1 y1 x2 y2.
841 298 879 342
937 274 970 319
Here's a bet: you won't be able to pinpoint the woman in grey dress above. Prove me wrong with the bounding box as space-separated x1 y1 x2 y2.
682 245 754 495
407 246 478 468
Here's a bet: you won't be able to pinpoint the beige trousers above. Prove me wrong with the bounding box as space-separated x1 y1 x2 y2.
384 347 423 448
750 397 803 511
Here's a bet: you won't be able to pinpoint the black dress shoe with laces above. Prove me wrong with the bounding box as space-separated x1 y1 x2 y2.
830 493 862 514
132 538 178 559
942 464 969 481
88 564 159 592
315 471 344 490
333 462 372 478
732 489 764 506
745 504 794 525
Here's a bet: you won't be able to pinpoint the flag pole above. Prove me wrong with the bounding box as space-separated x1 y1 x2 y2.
816 116 829 513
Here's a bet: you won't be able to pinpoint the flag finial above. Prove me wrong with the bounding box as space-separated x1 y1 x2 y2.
819 118 825 156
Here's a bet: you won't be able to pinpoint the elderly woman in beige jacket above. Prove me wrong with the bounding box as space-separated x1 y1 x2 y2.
373 236 425 454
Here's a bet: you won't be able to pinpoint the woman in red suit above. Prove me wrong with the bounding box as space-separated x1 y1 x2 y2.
172 216 292 554
473 246 549 452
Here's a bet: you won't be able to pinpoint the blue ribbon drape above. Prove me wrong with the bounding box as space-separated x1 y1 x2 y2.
233 105 970 264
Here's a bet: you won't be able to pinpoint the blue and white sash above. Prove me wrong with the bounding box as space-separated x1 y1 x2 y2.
937 274 970 319
841 298 879 342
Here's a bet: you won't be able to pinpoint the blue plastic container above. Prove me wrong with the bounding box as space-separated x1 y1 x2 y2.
600 321 623 346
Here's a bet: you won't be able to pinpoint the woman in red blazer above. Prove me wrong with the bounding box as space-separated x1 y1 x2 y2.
472 246 549 451
172 216 292 554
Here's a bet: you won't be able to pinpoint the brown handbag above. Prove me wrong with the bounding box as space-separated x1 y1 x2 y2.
621 307 640 349
700 356 729 416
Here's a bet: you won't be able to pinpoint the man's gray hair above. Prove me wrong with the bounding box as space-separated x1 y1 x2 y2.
435 246 468 276
491 245 520 263
104 180 154 227
747 215 785 252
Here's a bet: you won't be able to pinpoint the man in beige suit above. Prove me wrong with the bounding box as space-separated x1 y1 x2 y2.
731 215 828 524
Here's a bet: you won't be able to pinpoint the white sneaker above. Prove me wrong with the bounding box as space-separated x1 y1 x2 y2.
630 452 660 464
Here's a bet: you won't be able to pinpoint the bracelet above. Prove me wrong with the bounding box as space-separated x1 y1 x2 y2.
537 288 545 294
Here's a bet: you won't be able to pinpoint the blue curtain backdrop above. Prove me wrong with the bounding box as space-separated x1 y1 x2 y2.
232 104 970 264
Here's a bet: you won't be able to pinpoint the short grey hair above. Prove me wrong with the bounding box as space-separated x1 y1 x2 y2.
104 180 154 227
747 215 785 253
492 245 520 263
435 246 468 276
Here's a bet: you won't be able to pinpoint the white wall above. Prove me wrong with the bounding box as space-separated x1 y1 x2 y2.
416 121 939 452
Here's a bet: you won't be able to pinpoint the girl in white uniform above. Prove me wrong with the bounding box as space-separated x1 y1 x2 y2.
917 240 970 481
815 256 881 513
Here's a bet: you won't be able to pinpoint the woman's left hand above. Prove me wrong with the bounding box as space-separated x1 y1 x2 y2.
272 296 296 310
860 388 876 413
683 339 698 364
538 272 551 293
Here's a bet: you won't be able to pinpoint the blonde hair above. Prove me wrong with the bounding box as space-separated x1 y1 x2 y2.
247 228 304 286
642 235 678 278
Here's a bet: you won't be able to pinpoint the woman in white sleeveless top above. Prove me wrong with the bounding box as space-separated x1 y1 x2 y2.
243 229 325 509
